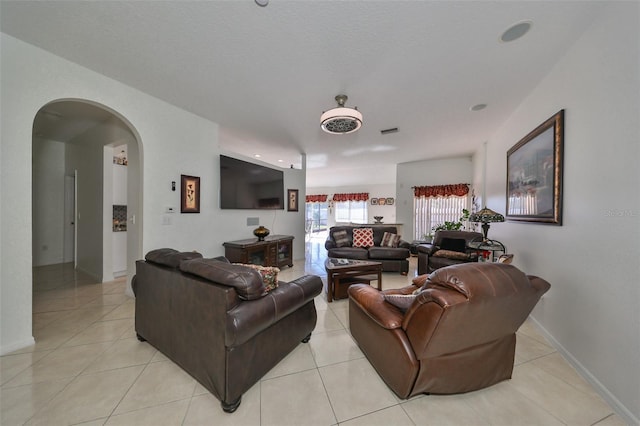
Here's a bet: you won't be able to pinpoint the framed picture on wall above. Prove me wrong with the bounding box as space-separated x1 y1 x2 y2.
371 198 378 205
287 189 299 212
386 198 394 205
181 175 200 213
506 110 564 225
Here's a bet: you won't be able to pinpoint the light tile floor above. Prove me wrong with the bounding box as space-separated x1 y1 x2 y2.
0 236 627 425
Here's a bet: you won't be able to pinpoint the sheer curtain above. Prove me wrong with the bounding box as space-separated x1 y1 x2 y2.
413 184 469 240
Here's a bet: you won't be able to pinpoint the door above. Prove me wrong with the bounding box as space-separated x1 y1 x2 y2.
63 172 77 267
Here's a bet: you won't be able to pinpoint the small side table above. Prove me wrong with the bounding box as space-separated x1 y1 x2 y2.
467 239 506 262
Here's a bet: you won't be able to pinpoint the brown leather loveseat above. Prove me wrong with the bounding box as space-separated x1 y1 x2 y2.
348 263 550 398
325 225 410 274
133 248 322 413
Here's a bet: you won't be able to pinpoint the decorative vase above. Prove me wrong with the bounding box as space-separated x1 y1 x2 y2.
253 226 270 241
373 216 383 224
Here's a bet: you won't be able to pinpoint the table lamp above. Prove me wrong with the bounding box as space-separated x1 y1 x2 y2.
469 207 505 241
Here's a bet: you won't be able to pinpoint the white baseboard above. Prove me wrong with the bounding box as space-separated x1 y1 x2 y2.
528 316 639 426
1 336 36 356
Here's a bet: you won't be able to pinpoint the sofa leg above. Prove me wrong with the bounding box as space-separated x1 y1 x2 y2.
301 333 312 343
136 333 146 342
221 396 242 413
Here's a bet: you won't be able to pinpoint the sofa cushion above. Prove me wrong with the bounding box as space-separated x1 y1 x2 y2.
233 264 279 292
180 258 267 300
381 232 401 248
383 293 417 312
327 247 369 260
353 228 374 248
433 249 474 260
333 230 350 247
440 238 467 253
368 246 410 260
145 248 203 268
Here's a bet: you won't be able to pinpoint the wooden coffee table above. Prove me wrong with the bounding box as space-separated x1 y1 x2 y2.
324 258 382 302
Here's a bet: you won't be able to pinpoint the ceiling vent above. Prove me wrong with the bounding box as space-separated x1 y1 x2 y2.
320 94 363 135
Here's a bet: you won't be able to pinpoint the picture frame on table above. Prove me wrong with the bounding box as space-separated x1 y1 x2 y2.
506 110 564 225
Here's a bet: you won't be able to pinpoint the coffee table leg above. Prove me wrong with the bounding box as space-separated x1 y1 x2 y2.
327 274 333 303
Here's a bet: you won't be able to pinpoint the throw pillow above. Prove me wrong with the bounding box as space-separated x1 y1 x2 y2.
440 237 467 253
233 264 280 292
352 228 374 248
433 249 472 260
381 232 401 248
333 230 350 247
412 274 430 287
383 293 417 312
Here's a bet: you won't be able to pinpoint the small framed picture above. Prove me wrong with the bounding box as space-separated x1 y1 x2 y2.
371 198 378 205
181 175 200 213
288 189 299 212
378 198 387 205
386 198 394 205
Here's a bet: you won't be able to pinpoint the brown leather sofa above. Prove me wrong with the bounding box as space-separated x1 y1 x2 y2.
133 249 322 413
417 230 483 274
325 225 410 274
348 263 550 398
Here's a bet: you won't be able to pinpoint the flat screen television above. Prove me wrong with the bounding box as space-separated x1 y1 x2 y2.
220 155 285 209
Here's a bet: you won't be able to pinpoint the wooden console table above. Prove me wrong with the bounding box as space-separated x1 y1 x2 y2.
223 235 294 268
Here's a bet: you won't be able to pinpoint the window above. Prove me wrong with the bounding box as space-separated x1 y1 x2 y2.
413 184 470 240
335 201 367 224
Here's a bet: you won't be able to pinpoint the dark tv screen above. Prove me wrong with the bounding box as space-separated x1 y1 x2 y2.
220 155 285 209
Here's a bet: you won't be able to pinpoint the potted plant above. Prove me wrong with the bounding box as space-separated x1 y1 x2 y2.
432 209 470 232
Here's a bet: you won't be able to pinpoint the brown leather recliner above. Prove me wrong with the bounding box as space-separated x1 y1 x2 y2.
417 230 483 275
348 263 550 398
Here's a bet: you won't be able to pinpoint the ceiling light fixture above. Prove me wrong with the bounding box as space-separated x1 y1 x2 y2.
320 94 363 135
255 0 268 7
501 21 532 43
470 104 487 112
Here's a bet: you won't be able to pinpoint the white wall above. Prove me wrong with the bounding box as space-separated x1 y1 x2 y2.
0 33 308 354
396 156 474 241
478 4 639 422
32 138 66 266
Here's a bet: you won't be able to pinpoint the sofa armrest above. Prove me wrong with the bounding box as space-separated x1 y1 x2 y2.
225 275 323 347
417 243 438 256
348 284 404 329
325 239 337 250
398 240 411 249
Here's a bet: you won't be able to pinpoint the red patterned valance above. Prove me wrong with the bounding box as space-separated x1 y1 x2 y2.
332 192 369 202
413 184 469 198
305 194 328 203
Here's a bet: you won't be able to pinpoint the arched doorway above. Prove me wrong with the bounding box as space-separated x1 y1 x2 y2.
32 99 142 296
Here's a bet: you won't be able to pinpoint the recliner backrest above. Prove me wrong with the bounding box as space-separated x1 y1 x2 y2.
403 263 550 359
433 230 483 248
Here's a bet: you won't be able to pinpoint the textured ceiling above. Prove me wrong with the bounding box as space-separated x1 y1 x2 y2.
1 1 604 187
